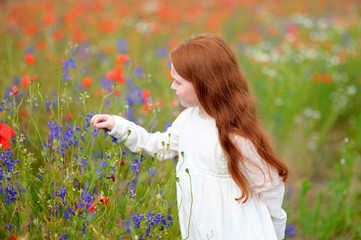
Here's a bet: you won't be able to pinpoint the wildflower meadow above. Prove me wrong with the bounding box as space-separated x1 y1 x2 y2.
1 0 361 239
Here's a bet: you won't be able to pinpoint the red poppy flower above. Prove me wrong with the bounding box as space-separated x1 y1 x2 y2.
99 196 110 205
82 77 92 88
32 74 39 81
38 40 46 50
65 113 73 122
142 89 151 100
116 54 129 64
24 53 35 65
0 123 15 149
89 204 96 212
54 30 64 41
42 13 56 26
142 101 154 115
88 195 110 212
156 98 164 107
95 88 103 98
106 65 125 84
21 75 31 88
10 86 19 96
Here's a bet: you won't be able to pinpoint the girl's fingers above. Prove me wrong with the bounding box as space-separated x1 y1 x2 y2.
91 115 97 124
95 121 110 130
91 114 108 126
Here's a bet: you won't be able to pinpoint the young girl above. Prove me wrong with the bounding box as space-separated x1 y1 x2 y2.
91 34 289 240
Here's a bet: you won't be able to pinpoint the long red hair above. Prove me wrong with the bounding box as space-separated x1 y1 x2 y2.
171 34 288 202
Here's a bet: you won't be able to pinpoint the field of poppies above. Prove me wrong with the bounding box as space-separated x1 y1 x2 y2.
1 0 361 239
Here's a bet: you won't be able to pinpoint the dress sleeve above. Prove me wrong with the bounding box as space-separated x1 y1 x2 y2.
108 108 190 161
236 137 287 240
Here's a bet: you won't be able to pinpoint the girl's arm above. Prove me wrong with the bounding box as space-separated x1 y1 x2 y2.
235 137 287 240
92 109 190 161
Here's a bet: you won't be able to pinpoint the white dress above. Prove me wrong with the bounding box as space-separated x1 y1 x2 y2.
109 107 287 240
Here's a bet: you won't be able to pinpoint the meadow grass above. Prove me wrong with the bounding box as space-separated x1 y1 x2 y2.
1 0 361 239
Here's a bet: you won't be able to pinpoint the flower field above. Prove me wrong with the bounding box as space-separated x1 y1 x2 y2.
1 0 361 239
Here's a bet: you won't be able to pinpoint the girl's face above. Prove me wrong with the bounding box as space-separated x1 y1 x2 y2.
170 63 200 108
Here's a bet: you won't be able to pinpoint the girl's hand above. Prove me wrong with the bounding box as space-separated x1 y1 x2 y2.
91 114 116 131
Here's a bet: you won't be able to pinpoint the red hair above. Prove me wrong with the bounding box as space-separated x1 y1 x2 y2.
171 34 288 202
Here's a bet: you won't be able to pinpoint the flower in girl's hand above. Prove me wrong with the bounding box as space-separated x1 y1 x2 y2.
0 123 15 149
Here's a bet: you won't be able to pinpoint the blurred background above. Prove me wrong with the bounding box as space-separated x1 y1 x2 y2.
1 0 361 239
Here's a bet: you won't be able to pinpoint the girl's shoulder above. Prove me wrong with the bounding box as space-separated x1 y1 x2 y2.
170 107 196 130
176 107 197 120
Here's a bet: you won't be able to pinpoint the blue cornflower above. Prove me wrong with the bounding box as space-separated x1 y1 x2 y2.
134 65 145 78
25 46 35 54
81 191 94 209
80 134 85 142
156 47 168 59
4 184 18 205
129 181 135 198
84 113 94 133
63 73 71 80
154 212 161 225
145 226 151 237
81 158 88 167
62 57 77 80
82 221 88 235
58 186 67 199
76 199 85 209
45 99 54 112
1 149 20 174
162 121 172 133
131 213 144 229
75 125 81 132
4 223 13 231
149 168 156 177
168 214 173 226
56 186 67 205
160 215 167 226
12 77 20 85
101 77 112 88
131 158 141 176
116 38 128 54
147 168 156 185
59 231 67 240
126 87 144 106
285 224 297 238
124 218 131 234
99 161 108 167
63 207 71 219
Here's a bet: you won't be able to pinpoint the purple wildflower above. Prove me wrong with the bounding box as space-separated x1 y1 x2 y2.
285 224 297 238
62 57 77 80
134 65 145 78
156 47 168 59
99 161 108 167
162 121 172 133
59 231 67 240
116 38 128 54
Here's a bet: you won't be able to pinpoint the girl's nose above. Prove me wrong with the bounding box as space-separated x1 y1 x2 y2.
171 80 176 90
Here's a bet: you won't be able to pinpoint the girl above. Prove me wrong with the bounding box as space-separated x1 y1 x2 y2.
91 34 289 240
